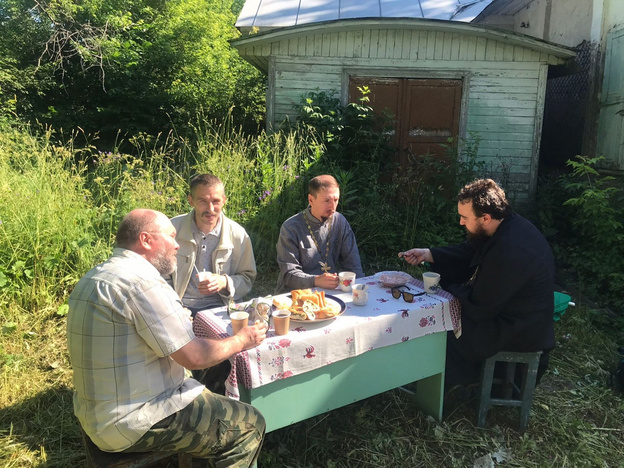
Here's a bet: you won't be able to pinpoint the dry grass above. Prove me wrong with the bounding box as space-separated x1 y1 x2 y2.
1 270 623 467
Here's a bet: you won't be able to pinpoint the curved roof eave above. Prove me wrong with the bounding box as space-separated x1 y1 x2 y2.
231 17 576 59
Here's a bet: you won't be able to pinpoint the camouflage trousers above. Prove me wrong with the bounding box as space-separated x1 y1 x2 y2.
123 389 265 468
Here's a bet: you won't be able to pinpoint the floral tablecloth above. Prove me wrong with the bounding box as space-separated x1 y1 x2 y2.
193 275 461 400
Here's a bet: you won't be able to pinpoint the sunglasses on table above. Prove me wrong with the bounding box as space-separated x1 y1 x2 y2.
391 285 426 303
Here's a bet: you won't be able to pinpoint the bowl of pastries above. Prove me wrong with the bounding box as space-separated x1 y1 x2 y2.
273 289 345 322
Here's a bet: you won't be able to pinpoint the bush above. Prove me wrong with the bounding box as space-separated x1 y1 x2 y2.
537 155 624 311
290 89 493 270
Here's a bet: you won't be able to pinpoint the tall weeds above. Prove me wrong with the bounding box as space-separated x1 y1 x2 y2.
537 155 624 310
1 112 623 468
0 126 98 311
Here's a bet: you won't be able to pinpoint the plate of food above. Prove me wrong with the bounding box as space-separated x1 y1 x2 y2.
376 271 413 288
273 289 346 322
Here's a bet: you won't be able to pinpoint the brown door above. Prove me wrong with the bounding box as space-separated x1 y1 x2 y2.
349 77 462 168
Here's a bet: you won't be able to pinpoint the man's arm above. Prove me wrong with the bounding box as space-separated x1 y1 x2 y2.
198 231 257 301
400 248 434 265
430 242 475 288
170 322 267 370
448 245 536 322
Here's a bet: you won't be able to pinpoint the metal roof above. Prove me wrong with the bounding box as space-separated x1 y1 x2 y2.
474 0 534 18
236 0 497 33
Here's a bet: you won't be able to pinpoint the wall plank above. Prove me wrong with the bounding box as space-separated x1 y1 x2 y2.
255 26 570 201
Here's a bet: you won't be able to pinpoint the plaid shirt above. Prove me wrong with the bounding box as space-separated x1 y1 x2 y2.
67 248 204 451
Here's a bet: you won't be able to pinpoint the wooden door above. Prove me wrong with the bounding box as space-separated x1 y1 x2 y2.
348 77 462 168
597 26 624 171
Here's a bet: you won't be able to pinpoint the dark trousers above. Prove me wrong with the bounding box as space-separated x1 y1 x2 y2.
188 304 232 396
192 360 232 396
445 330 551 390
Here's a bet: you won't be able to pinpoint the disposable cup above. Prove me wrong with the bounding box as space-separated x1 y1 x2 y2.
272 310 291 336
422 272 441 294
197 270 213 282
230 311 249 334
352 284 369 306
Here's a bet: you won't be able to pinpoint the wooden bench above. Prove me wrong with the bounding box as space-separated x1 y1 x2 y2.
79 424 193 468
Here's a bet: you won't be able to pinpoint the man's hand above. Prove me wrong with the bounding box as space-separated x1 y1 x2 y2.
314 272 339 289
198 273 228 295
399 248 433 266
172 321 267 370
235 322 268 350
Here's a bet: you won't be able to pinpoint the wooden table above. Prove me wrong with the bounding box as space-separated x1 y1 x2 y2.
193 274 461 432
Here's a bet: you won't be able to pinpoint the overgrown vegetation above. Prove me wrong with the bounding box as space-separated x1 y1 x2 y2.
1 109 623 466
0 0 266 147
537 155 624 312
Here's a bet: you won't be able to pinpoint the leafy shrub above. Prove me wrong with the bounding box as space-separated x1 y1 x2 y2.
291 89 492 268
0 0 266 150
537 155 624 310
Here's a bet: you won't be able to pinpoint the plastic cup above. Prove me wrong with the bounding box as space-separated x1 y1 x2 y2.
197 270 213 282
272 310 291 336
422 272 441 294
230 311 249 334
338 271 356 292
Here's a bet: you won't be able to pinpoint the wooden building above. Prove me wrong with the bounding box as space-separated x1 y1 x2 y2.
473 0 624 172
231 17 575 202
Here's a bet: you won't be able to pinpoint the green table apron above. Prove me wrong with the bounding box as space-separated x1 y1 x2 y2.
238 331 447 433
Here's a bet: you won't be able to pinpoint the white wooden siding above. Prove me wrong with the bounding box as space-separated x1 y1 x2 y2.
237 29 563 64
237 25 570 201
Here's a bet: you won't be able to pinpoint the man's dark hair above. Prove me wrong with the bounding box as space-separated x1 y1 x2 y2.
189 173 223 196
457 178 512 220
309 175 339 197
115 211 158 249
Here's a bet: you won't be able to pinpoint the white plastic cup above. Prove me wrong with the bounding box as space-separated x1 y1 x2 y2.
352 284 369 306
197 270 213 282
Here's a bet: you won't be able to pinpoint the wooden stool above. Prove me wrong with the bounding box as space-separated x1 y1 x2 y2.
477 350 542 432
79 424 193 468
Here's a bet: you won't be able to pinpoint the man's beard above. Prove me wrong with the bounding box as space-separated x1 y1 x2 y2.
466 225 490 250
153 251 177 276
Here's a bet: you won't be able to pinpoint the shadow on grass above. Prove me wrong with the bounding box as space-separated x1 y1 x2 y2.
0 385 85 467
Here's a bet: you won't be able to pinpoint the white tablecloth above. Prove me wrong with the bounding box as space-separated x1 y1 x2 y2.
193 275 461 400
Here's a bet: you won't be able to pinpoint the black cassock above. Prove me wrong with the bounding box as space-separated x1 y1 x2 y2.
431 213 555 387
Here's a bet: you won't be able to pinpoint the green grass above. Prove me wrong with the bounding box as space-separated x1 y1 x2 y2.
1 121 623 466
250 272 624 468
2 269 624 467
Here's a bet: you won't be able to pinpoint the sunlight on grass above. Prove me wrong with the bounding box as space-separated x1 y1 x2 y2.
0 121 623 466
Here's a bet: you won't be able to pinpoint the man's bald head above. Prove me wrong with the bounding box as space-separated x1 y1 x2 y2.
308 174 339 197
115 209 179 275
116 209 163 249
